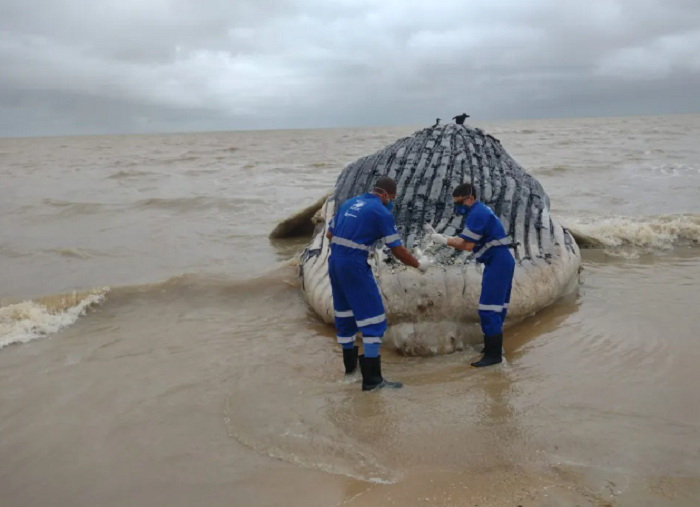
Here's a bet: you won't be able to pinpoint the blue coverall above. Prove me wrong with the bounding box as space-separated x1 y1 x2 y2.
327 193 402 358
459 201 515 338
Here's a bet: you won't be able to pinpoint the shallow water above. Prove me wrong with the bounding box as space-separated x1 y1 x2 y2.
1 114 700 506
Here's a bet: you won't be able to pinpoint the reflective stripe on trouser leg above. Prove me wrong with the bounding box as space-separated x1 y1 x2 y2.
478 248 516 336
329 256 358 345
337 335 356 350
329 255 388 352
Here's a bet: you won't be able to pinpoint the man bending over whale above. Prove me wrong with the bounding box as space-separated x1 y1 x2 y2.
428 183 515 367
326 177 430 391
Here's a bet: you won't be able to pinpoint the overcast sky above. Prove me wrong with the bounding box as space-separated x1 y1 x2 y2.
1 0 699 137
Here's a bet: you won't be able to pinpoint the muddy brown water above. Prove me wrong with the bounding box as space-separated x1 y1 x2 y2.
1 114 700 506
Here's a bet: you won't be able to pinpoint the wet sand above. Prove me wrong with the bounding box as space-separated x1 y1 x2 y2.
1 114 700 505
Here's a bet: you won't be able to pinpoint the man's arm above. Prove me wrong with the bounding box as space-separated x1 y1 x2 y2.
428 207 485 252
430 233 475 251
377 211 425 270
389 245 420 269
447 236 475 251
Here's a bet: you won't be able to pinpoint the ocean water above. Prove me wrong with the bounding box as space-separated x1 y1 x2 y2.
1 114 699 506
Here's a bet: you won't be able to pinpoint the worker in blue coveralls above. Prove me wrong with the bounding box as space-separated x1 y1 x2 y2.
428 182 515 367
326 177 431 391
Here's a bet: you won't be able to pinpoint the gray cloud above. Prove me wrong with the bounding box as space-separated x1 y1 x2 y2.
1 0 699 137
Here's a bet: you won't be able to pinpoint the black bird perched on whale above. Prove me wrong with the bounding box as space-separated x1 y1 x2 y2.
453 113 470 125
431 118 441 128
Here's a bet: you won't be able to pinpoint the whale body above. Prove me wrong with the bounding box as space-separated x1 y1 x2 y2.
284 123 581 356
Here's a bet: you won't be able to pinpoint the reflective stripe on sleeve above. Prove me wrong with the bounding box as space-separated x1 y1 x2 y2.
382 234 401 245
460 229 482 241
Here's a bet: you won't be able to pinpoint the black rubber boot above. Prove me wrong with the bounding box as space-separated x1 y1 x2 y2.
480 341 504 354
471 333 503 368
359 355 403 391
343 346 359 375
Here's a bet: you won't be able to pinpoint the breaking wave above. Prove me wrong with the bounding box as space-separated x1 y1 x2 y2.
0 288 109 349
132 196 247 212
0 262 299 351
530 165 571 176
106 169 154 180
645 164 700 177
563 213 700 256
40 247 108 259
41 199 106 216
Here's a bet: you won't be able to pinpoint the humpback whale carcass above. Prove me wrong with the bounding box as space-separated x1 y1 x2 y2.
275 123 581 356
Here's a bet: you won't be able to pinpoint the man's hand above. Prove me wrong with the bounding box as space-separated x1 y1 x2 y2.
424 225 449 245
417 257 434 272
389 245 421 269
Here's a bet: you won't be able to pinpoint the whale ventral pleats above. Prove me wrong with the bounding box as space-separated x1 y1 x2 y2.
329 123 555 264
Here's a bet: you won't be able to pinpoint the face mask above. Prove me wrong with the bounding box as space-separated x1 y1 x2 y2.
455 204 469 216
374 188 394 211
454 194 474 216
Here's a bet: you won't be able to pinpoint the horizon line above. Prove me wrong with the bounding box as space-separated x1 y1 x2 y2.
1 111 698 141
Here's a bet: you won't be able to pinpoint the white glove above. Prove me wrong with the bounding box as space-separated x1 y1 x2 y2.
417 257 434 272
430 233 448 245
